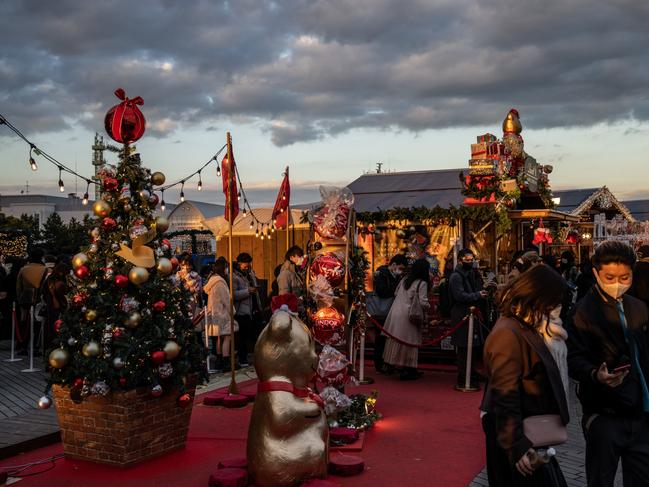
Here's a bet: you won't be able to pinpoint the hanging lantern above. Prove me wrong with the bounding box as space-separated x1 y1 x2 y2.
104 88 146 144
312 307 345 346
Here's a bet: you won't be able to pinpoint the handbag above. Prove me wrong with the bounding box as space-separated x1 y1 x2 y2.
366 292 394 318
523 414 568 447
408 282 426 327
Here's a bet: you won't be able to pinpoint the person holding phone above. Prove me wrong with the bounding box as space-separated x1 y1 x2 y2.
566 241 649 487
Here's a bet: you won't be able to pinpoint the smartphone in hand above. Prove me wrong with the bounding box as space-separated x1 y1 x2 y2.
611 363 631 374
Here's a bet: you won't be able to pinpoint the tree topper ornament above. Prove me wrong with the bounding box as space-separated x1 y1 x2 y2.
104 88 146 143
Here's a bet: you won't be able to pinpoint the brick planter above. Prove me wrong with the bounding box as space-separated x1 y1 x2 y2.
52 379 196 467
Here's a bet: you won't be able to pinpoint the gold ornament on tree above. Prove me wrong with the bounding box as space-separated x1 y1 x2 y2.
129 266 149 285
82 341 101 357
72 253 88 270
92 200 112 218
126 311 142 328
85 309 98 322
48 348 70 368
155 216 170 233
157 257 173 276
164 340 181 360
151 171 166 186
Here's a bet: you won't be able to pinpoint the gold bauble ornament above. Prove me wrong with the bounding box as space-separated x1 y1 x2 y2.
157 258 173 276
151 171 166 186
85 309 98 322
129 266 149 285
155 216 170 233
48 348 70 368
82 341 101 357
126 311 142 328
164 340 181 360
92 200 112 218
72 252 89 270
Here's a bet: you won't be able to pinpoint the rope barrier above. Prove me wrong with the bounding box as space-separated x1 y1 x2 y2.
366 312 474 349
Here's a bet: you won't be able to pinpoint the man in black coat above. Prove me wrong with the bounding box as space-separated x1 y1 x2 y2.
370 254 407 373
567 241 649 487
450 248 487 389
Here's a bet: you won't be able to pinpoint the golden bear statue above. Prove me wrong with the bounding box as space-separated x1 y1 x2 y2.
247 308 329 487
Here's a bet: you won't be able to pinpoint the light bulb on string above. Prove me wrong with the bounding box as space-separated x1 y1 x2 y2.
180 181 185 203
216 164 221 177
271 224 275 233
197 171 203 191
267 226 271 240
29 146 38 171
255 226 259 238
237 190 241 201
260 225 265 240
82 180 90 205
243 207 247 218
58 167 65 192
161 189 166 211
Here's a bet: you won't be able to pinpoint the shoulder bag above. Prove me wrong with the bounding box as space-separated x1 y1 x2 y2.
523 414 568 447
408 282 426 327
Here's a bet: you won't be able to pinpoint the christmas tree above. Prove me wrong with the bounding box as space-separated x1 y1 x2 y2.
44 90 206 404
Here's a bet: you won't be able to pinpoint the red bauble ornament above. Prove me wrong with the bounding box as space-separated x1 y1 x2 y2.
104 88 146 144
310 252 345 287
170 257 179 270
149 194 159 207
102 217 117 231
103 177 119 191
152 300 166 312
72 293 87 308
151 350 166 365
115 274 129 288
54 319 63 333
178 393 191 408
312 307 345 346
73 378 84 388
113 327 124 338
74 265 90 280
119 377 127 387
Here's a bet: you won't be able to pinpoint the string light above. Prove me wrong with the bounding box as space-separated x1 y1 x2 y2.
197 171 203 191
58 167 65 192
260 224 265 240
255 226 259 238
82 180 90 205
180 181 185 203
237 190 241 201
242 208 247 218
266 226 271 240
249 220 254 229
161 189 166 211
29 146 38 171
216 163 221 177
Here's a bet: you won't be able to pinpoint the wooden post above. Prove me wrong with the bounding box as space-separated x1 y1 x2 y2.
226 132 238 395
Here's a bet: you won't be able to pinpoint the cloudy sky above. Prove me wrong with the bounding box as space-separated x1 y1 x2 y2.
1 0 649 206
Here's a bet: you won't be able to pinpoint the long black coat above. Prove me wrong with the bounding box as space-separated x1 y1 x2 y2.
449 265 483 347
482 316 570 463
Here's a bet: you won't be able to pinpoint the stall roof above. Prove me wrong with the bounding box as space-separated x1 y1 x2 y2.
553 188 600 213
553 186 634 221
621 199 649 221
347 169 464 212
507 209 580 222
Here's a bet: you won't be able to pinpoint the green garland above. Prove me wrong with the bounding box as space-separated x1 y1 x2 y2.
336 391 381 430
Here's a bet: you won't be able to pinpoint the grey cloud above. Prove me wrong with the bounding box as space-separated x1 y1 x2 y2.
1 0 649 146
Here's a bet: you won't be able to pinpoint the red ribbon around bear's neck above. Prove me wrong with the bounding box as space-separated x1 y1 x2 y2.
257 380 325 409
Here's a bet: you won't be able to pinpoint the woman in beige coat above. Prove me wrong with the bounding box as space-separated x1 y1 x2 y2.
382 259 430 380
204 259 238 370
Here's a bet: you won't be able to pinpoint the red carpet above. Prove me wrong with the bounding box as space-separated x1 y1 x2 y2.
0 372 485 487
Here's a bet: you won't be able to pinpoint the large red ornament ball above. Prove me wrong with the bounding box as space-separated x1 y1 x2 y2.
103 177 119 191
115 274 129 288
73 378 84 388
312 307 345 346
72 293 87 308
104 88 146 144
102 217 117 231
74 265 90 280
54 319 63 333
152 300 166 312
151 350 166 365
309 252 345 287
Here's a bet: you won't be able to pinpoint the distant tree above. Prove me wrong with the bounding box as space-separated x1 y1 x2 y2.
41 213 92 256
0 212 41 240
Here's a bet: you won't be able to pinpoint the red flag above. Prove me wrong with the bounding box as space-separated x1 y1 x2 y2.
221 152 239 222
272 167 291 229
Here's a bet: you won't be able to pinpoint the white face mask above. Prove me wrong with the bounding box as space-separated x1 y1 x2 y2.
595 273 631 299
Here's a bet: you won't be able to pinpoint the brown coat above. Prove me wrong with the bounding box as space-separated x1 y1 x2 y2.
482 316 570 463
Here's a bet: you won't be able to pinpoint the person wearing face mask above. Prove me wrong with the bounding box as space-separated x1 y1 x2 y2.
450 248 488 390
368 254 408 374
277 246 305 299
566 241 649 487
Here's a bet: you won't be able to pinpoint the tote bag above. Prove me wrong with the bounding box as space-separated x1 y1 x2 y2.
408 282 426 327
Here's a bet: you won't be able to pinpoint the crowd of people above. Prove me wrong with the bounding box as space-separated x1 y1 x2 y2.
367 242 649 487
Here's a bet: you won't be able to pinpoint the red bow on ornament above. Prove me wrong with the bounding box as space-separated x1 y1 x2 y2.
532 219 553 245
104 88 146 144
271 294 298 313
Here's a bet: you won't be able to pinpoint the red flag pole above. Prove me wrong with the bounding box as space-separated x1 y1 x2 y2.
286 167 290 252
226 132 238 395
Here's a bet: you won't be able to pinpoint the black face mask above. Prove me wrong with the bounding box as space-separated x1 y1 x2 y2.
462 262 474 271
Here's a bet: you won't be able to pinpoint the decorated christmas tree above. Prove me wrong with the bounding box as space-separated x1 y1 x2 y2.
43 89 206 406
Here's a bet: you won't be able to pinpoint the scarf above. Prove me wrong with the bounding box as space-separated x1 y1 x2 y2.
538 312 570 405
